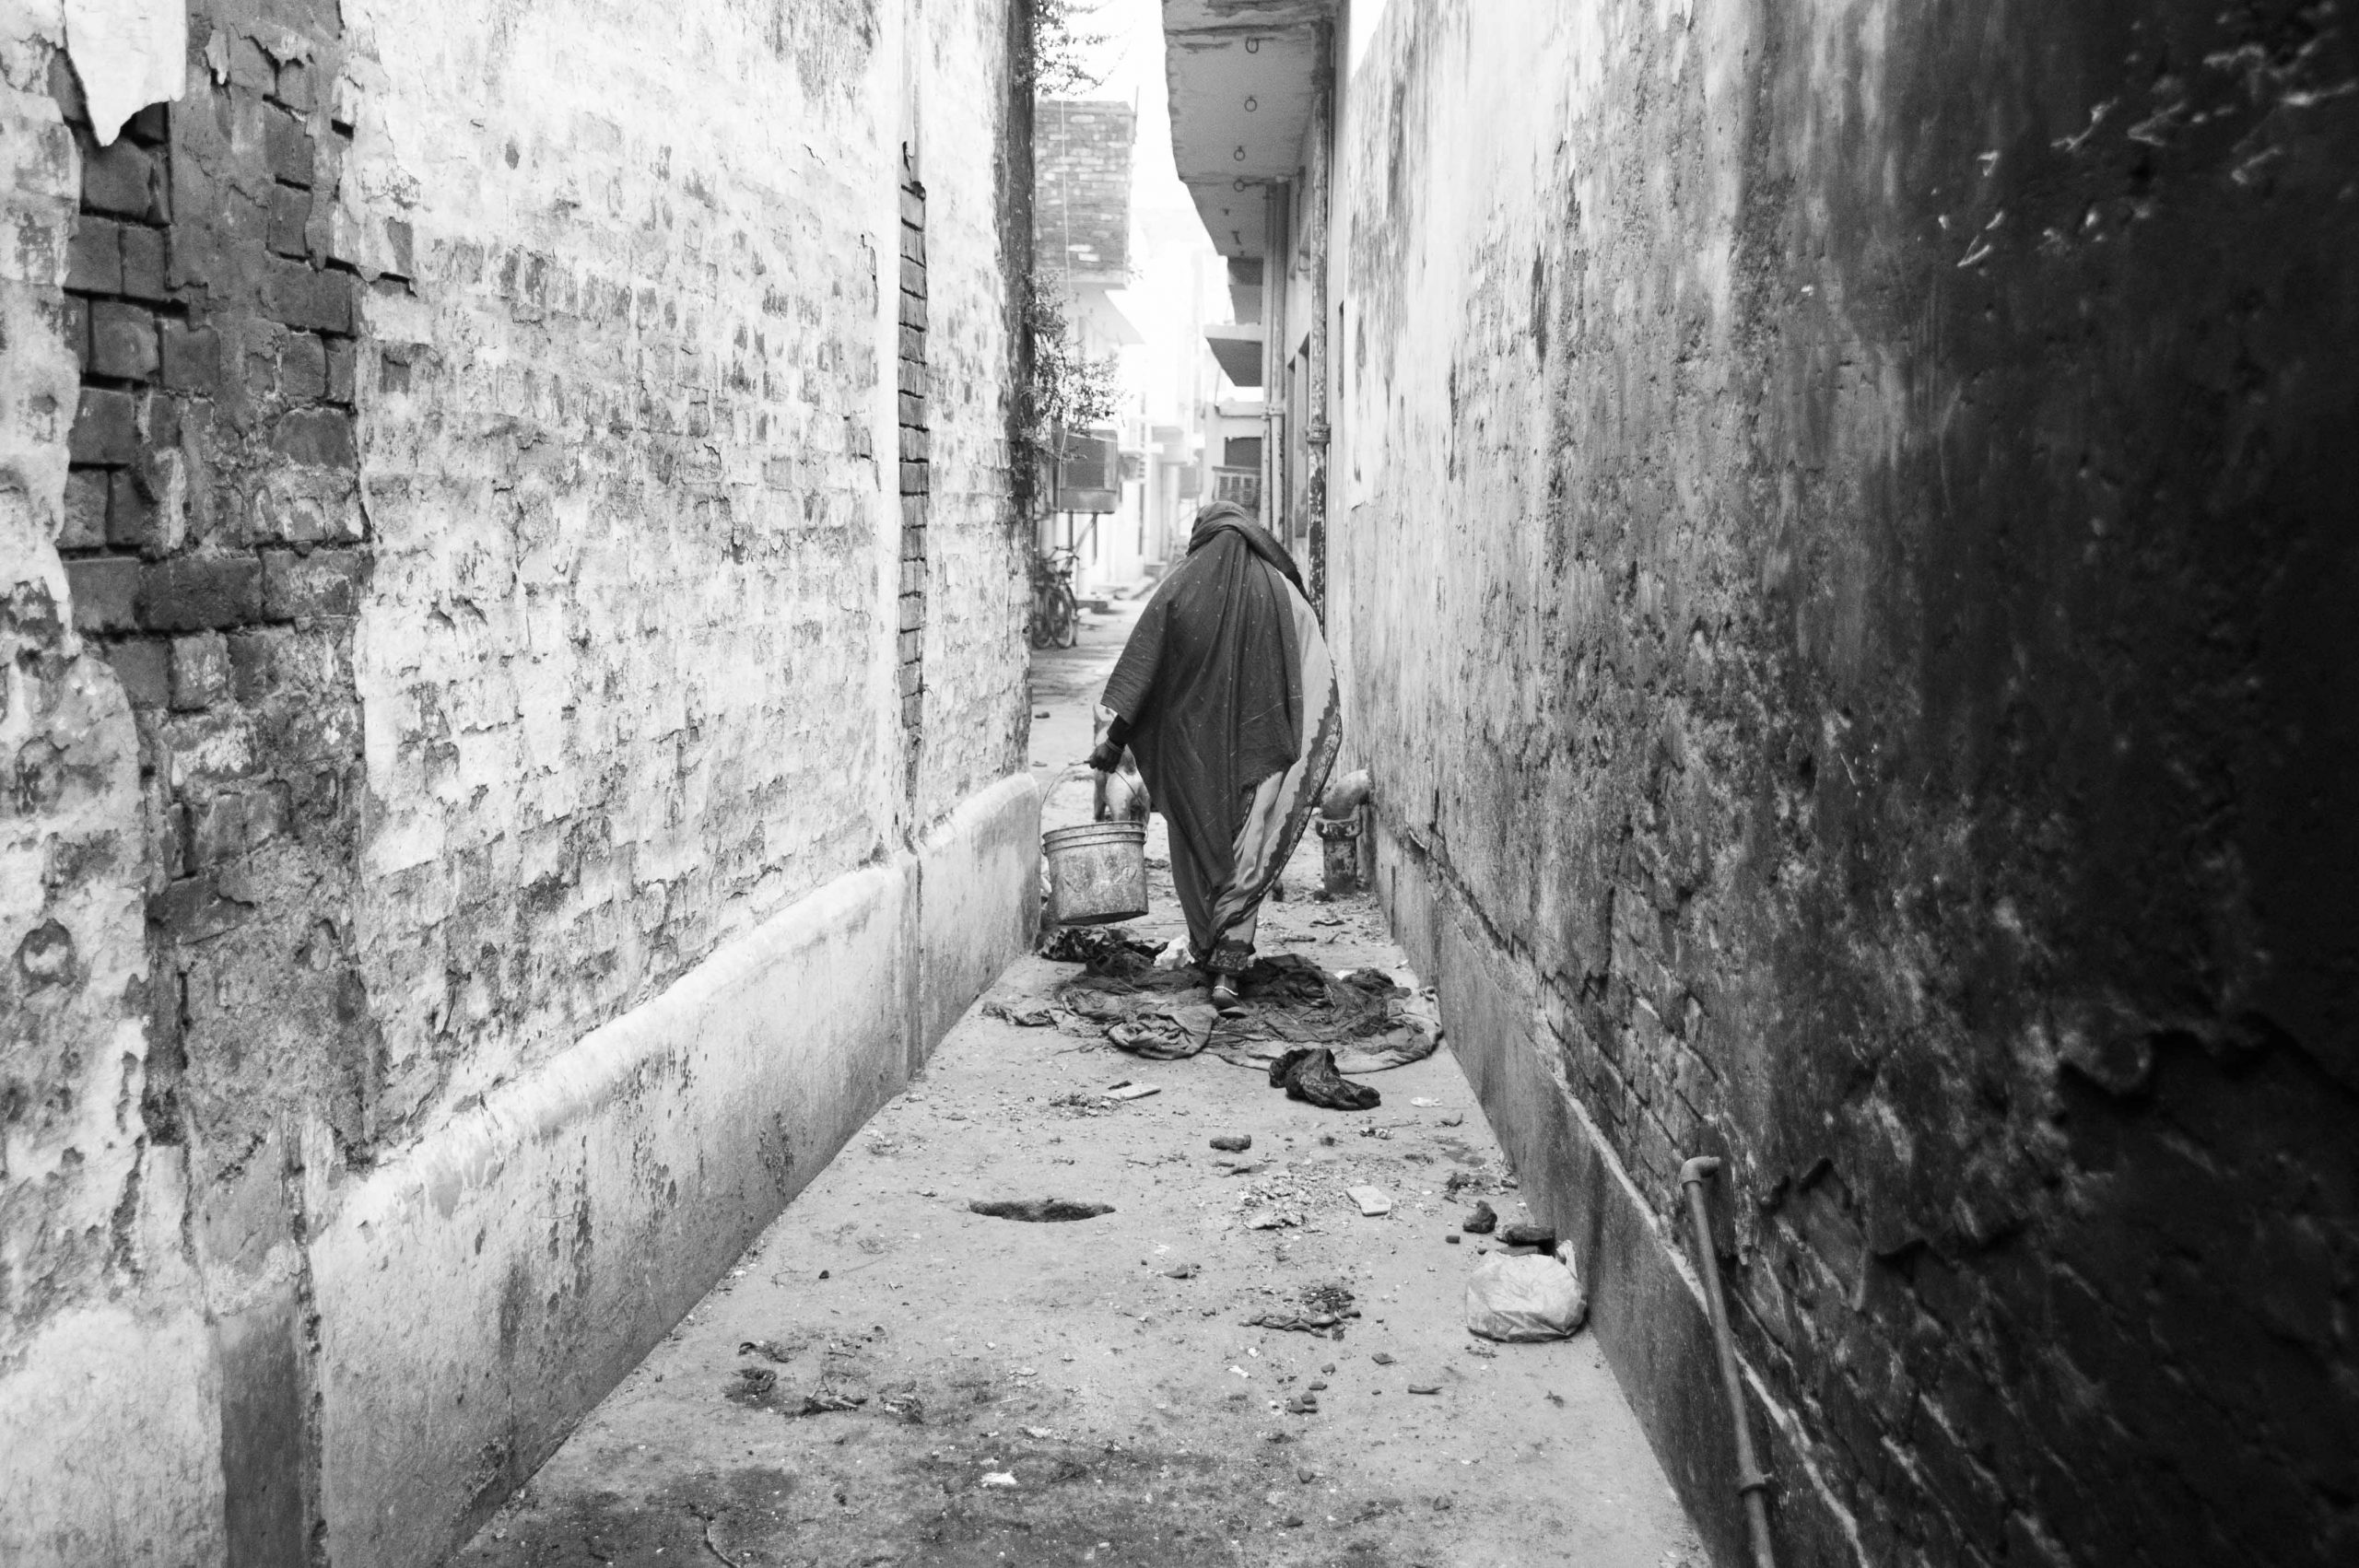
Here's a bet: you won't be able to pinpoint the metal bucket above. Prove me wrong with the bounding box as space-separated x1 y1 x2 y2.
1042 767 1149 926
1316 809 1366 896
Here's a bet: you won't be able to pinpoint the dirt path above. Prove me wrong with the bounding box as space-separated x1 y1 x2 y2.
452 606 1705 1568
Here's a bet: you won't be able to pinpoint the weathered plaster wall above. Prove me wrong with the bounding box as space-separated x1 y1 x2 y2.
1 6 224 1562
1334 3 2357 1566
7 0 1036 1560
910 0 1031 826
333 0 1028 1129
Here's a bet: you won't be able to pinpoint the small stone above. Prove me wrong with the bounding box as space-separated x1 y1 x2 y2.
1440 1113 1464 1128
1109 1083 1160 1101
1210 1133 1252 1153
1462 1201 1497 1235
1445 1234 1461 1245
1407 1384 1441 1396
1499 1223 1557 1250
1370 1352 1395 1366
1347 1185 1391 1217
1165 1262 1200 1279
980 1471 1017 1488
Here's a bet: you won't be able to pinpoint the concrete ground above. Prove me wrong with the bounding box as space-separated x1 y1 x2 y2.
453 593 1706 1568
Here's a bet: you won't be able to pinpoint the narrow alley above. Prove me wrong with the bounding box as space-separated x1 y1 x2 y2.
450 616 1702 1567
5 4 2353 1568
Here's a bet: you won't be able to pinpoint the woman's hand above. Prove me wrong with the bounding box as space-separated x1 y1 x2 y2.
1086 741 1124 772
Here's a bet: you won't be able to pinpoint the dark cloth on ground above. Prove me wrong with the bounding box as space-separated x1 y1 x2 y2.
1268 1047 1381 1111
1044 946 1442 1072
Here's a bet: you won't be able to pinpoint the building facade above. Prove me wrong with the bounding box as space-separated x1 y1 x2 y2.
2 2 1039 1562
1162 4 2359 1567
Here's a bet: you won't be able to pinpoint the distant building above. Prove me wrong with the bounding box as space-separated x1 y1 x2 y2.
1033 99 1144 591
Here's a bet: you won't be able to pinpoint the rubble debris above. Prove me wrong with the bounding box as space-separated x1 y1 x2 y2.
1371 1352 1396 1365
1210 1133 1253 1152
1467 1247 1589 1342
1108 1082 1161 1101
1347 1185 1392 1216
1440 1112 1465 1128
726 1366 778 1404
1446 1234 1461 1245
1270 1047 1382 1111
1462 1201 1498 1235
1285 1393 1320 1414
798 1392 867 1415
1302 1282 1356 1315
968 1199 1116 1222
980 1471 1017 1488
1245 1311 1346 1334
1038 926 1167 967
1498 1223 1557 1250
737 1340 793 1363
1164 1262 1200 1279
1407 1384 1441 1396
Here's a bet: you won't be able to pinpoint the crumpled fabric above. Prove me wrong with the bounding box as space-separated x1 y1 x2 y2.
1268 1046 1381 1110
1047 949 1443 1071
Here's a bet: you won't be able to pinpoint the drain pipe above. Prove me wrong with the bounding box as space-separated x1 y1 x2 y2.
1679 1155 1777 1568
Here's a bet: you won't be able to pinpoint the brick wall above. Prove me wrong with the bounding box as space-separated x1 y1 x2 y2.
1035 98 1133 282
1333 5 2357 1567
6 0 1032 1558
333 0 1028 1133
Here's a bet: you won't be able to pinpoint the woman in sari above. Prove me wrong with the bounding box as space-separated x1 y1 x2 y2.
1085 500 1343 1005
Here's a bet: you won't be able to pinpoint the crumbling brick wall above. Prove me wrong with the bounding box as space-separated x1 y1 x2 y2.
7 0 1032 1557
1334 4 2357 1566
2 6 228 1561
324 0 1028 1133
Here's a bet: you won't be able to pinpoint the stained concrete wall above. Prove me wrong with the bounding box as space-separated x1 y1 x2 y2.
1332 4 2357 1567
1 5 229 1561
4 0 1038 1562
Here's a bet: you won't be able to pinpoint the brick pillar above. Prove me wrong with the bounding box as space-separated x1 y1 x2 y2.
898 165 930 806
53 5 378 1558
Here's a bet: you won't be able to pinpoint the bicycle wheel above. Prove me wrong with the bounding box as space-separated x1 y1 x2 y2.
1050 585 1077 649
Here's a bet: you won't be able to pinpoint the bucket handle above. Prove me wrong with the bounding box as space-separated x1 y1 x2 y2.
1041 763 1098 819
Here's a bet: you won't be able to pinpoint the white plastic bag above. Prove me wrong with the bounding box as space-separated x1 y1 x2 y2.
1466 1245 1589 1341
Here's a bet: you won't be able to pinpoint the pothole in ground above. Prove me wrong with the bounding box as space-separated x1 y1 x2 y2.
968 1199 1116 1222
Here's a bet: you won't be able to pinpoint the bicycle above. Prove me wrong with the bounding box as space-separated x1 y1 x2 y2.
1027 546 1080 649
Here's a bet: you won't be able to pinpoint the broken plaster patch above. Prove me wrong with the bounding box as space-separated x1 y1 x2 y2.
64 0 186 146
